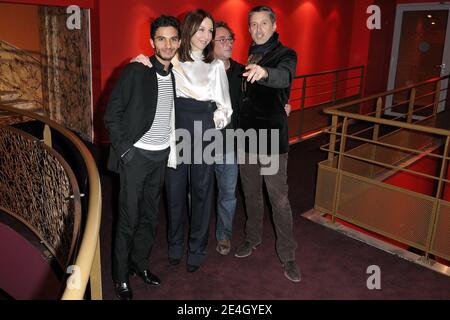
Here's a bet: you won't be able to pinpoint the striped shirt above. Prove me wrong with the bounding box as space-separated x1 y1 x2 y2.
134 73 174 150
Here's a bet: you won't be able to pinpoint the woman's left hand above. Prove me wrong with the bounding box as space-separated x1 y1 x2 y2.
285 104 291 116
130 54 153 68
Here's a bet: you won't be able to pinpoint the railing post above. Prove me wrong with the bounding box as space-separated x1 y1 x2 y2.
298 77 306 138
433 80 441 115
333 72 338 103
424 136 450 261
331 116 348 223
407 88 416 123
43 124 52 147
372 97 383 141
368 97 383 177
358 67 364 98
328 114 338 163
90 235 103 300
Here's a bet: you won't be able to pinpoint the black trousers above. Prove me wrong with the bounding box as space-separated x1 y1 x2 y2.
166 98 215 267
112 147 169 282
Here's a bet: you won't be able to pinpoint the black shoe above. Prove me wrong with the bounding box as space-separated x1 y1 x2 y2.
234 241 261 258
168 257 181 266
187 264 199 273
131 269 161 286
114 282 132 300
283 261 301 283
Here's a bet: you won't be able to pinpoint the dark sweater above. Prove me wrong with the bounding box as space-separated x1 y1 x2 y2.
219 59 245 154
239 42 297 154
226 59 245 130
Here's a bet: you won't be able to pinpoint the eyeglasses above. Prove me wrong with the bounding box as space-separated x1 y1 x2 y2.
214 37 234 44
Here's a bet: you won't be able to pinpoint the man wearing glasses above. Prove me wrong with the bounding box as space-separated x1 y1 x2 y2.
212 21 244 256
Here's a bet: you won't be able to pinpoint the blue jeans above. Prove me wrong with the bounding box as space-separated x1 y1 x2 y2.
215 153 238 241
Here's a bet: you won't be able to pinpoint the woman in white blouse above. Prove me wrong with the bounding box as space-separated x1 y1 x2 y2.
133 9 232 273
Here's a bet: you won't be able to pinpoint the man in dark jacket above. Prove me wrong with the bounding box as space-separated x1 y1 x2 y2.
235 6 301 283
104 15 180 299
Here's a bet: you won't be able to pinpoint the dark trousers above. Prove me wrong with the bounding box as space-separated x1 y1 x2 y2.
166 98 215 267
239 152 297 263
112 147 168 282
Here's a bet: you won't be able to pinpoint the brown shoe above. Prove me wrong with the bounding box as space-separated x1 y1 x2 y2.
216 239 231 255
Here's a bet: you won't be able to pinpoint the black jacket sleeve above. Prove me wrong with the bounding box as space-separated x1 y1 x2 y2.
104 64 136 157
258 49 297 89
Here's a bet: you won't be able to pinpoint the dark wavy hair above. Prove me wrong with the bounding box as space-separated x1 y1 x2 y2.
178 9 215 63
215 21 235 40
150 15 181 40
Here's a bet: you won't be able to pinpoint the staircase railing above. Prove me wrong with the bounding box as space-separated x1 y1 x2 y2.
315 74 450 263
288 65 364 143
0 103 102 299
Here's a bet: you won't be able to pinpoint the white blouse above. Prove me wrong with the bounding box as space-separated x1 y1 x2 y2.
172 50 232 129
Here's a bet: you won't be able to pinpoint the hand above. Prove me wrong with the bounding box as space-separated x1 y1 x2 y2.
213 111 226 129
285 104 291 116
217 120 225 129
243 64 268 83
130 54 153 68
214 118 225 129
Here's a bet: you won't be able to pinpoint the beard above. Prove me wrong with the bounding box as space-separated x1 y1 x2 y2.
155 49 175 61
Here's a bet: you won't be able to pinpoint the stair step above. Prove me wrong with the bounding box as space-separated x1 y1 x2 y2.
0 91 20 101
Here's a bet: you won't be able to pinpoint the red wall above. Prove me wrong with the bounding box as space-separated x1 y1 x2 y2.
2 0 360 142
9 0 442 142
0 2 40 56
1 0 93 7
97 0 355 79
94 0 357 142
348 0 372 68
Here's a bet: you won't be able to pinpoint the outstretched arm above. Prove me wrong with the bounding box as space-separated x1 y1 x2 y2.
257 50 297 89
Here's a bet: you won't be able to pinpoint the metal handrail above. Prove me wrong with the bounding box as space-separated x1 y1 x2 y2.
288 65 365 143
317 74 450 262
326 76 446 112
0 104 102 300
294 65 365 79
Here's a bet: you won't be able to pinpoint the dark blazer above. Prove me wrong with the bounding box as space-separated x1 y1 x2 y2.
104 57 176 172
219 59 245 154
227 59 245 130
239 42 297 154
